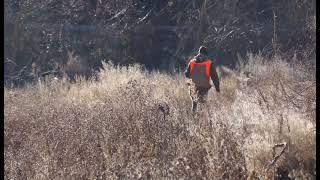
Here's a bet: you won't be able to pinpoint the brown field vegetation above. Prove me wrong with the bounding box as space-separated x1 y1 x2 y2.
4 54 316 179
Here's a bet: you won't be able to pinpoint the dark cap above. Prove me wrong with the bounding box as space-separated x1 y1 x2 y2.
198 46 208 55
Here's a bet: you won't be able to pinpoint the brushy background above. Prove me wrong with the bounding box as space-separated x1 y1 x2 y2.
4 54 315 179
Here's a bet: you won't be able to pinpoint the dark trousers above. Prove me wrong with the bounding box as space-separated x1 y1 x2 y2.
189 85 210 113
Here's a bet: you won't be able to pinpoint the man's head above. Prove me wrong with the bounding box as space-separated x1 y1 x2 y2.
198 46 208 55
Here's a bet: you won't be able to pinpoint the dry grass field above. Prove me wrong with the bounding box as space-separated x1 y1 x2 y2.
4 54 316 179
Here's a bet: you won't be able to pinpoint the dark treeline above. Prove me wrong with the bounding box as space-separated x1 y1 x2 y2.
4 0 316 85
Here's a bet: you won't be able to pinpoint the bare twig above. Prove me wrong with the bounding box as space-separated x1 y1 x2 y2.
137 8 153 24
4 58 17 66
256 86 271 111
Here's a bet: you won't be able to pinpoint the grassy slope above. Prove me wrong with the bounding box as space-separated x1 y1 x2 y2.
4 55 316 179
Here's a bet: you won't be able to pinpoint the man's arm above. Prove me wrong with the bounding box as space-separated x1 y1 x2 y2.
184 61 192 78
210 63 220 92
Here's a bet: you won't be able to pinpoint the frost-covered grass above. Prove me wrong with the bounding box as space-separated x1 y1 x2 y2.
4 55 315 179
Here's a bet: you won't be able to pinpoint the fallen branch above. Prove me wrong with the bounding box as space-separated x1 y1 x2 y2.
266 142 287 172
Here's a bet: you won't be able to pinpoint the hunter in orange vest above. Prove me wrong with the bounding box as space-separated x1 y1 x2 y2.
185 46 220 112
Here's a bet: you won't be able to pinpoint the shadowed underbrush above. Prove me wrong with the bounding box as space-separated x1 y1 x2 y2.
4 55 316 179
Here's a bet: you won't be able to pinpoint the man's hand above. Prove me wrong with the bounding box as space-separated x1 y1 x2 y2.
184 70 190 78
214 83 220 93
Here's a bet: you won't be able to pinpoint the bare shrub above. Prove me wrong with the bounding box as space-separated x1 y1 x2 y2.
4 54 315 179
235 54 316 178
60 50 93 82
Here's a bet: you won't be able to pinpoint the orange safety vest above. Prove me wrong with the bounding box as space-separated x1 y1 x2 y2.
189 59 212 88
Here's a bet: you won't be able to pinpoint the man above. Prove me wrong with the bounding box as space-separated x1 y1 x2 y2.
185 46 220 112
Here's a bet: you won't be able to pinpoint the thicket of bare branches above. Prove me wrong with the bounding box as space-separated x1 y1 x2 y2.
4 0 316 86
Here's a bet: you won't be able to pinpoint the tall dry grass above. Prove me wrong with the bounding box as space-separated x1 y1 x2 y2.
4 55 316 179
